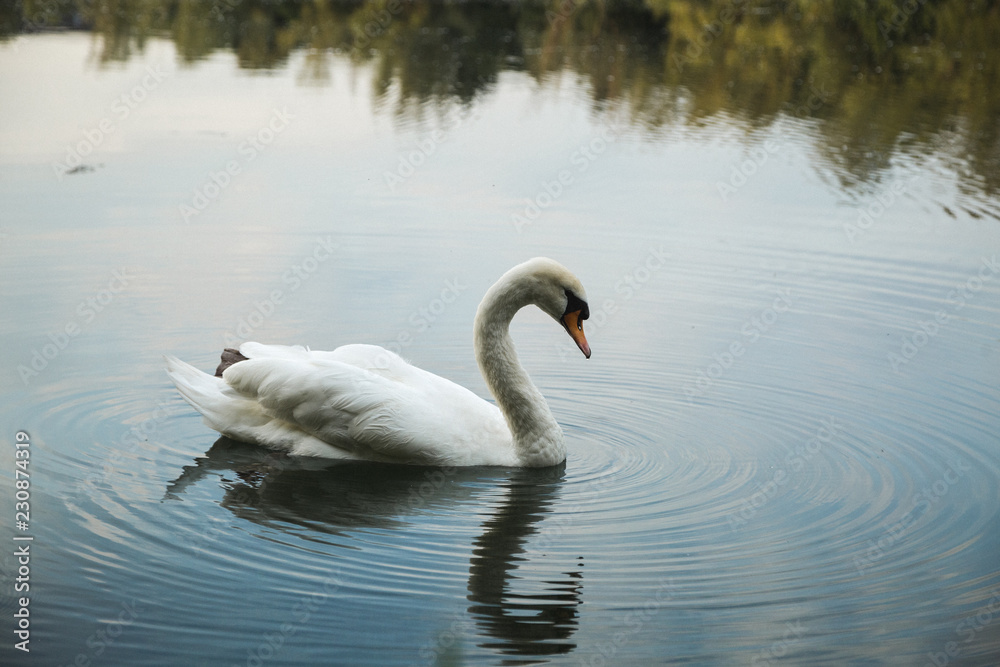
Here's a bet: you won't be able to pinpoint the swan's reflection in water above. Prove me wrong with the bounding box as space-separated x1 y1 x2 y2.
167 438 583 660
467 465 583 661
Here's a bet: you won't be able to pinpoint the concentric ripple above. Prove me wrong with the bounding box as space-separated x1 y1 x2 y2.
12 234 998 665
11 234 1000 666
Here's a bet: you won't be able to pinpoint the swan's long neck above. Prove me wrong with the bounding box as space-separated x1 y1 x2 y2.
474 277 566 467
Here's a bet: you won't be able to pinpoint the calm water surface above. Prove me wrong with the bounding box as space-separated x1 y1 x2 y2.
1 4 999 666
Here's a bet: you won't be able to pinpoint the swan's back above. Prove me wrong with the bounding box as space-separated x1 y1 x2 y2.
167 343 515 465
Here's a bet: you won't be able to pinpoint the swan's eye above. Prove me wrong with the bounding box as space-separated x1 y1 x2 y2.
564 290 589 321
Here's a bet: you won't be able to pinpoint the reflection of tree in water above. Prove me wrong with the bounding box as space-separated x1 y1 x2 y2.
7 0 1000 198
166 438 583 659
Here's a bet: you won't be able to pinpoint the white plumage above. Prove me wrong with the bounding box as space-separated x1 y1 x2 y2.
165 257 592 467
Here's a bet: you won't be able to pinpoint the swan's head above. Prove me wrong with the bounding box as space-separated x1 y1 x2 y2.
508 257 592 359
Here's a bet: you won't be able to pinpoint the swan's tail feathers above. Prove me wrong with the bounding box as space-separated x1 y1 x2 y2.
164 355 255 433
165 355 221 407
165 355 325 454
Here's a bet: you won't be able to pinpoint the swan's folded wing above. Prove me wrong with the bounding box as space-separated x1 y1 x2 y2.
220 354 478 464
239 342 423 384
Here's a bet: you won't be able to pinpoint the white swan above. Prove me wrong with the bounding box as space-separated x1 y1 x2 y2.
165 257 591 467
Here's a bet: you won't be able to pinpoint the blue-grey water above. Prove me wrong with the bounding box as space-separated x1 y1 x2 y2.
1 5 1000 666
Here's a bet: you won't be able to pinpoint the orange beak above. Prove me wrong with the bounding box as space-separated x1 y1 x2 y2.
561 309 591 359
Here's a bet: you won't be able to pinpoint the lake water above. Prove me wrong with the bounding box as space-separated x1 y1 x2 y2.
2 3 999 666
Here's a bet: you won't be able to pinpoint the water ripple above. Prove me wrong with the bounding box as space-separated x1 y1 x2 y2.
16 230 999 666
